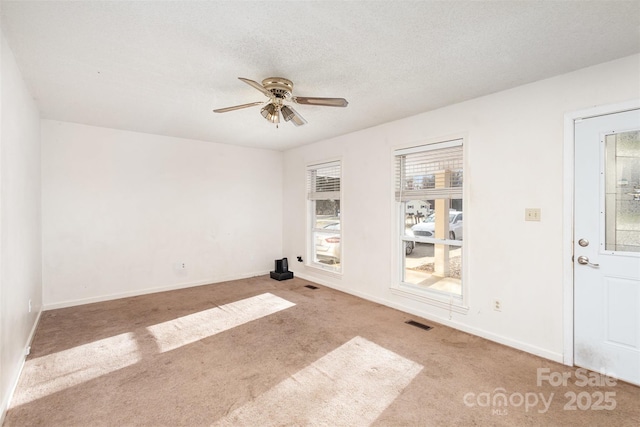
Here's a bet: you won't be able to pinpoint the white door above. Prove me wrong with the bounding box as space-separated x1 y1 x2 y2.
574 108 640 386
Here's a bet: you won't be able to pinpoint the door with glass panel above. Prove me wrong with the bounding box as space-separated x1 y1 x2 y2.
574 109 640 386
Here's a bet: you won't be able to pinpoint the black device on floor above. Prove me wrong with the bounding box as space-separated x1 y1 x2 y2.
270 257 293 281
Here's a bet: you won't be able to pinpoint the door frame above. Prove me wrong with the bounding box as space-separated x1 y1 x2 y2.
562 99 640 366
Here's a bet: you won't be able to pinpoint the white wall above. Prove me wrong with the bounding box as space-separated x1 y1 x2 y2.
283 54 640 362
0 30 42 420
42 121 282 308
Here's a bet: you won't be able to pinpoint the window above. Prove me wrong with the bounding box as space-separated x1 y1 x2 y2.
307 161 341 272
395 139 463 300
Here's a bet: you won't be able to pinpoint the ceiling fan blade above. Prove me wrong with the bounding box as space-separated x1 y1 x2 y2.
238 77 272 98
292 96 348 107
213 101 263 113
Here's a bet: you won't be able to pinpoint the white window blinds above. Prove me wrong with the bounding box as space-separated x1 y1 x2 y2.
307 161 341 200
395 140 463 202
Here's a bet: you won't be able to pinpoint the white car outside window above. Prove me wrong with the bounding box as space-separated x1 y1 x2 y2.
315 222 340 264
411 211 463 240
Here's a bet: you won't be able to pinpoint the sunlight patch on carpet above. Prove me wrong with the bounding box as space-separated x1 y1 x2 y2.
147 292 295 353
212 336 423 426
11 332 142 406
11 293 295 408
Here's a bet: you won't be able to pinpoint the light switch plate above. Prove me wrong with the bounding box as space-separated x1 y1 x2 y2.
525 208 541 221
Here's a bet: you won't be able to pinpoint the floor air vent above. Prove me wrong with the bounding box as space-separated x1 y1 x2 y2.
405 320 433 331
304 285 319 290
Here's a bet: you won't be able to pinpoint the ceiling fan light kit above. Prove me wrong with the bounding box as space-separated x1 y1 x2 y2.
281 105 296 122
213 77 348 127
260 103 279 123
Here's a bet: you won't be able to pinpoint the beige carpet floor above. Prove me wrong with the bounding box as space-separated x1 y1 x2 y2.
4 275 639 426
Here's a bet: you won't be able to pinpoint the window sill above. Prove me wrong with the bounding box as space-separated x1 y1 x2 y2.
306 263 342 278
391 284 469 314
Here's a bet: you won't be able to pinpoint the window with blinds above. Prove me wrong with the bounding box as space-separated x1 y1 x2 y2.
395 140 463 202
395 139 463 300
307 161 341 272
307 161 341 200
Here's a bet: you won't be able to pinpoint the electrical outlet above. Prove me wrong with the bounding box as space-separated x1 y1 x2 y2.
525 208 541 221
172 262 188 275
492 299 502 312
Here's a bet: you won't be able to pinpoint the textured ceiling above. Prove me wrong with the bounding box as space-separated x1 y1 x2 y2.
2 1 639 151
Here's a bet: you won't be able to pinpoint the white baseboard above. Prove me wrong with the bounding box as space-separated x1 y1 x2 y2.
43 271 270 310
294 271 563 364
1 308 42 424
385 297 564 363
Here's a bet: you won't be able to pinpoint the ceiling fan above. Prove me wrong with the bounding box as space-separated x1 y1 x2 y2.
213 77 348 127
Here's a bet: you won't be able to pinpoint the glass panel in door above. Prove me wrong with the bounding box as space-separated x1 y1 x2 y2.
605 130 640 252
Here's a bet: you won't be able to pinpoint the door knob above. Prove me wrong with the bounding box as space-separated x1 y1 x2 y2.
577 255 599 267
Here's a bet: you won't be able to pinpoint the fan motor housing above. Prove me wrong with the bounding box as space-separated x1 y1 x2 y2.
262 77 293 99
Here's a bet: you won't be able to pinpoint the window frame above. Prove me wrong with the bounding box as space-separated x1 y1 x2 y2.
306 160 343 274
391 137 469 313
